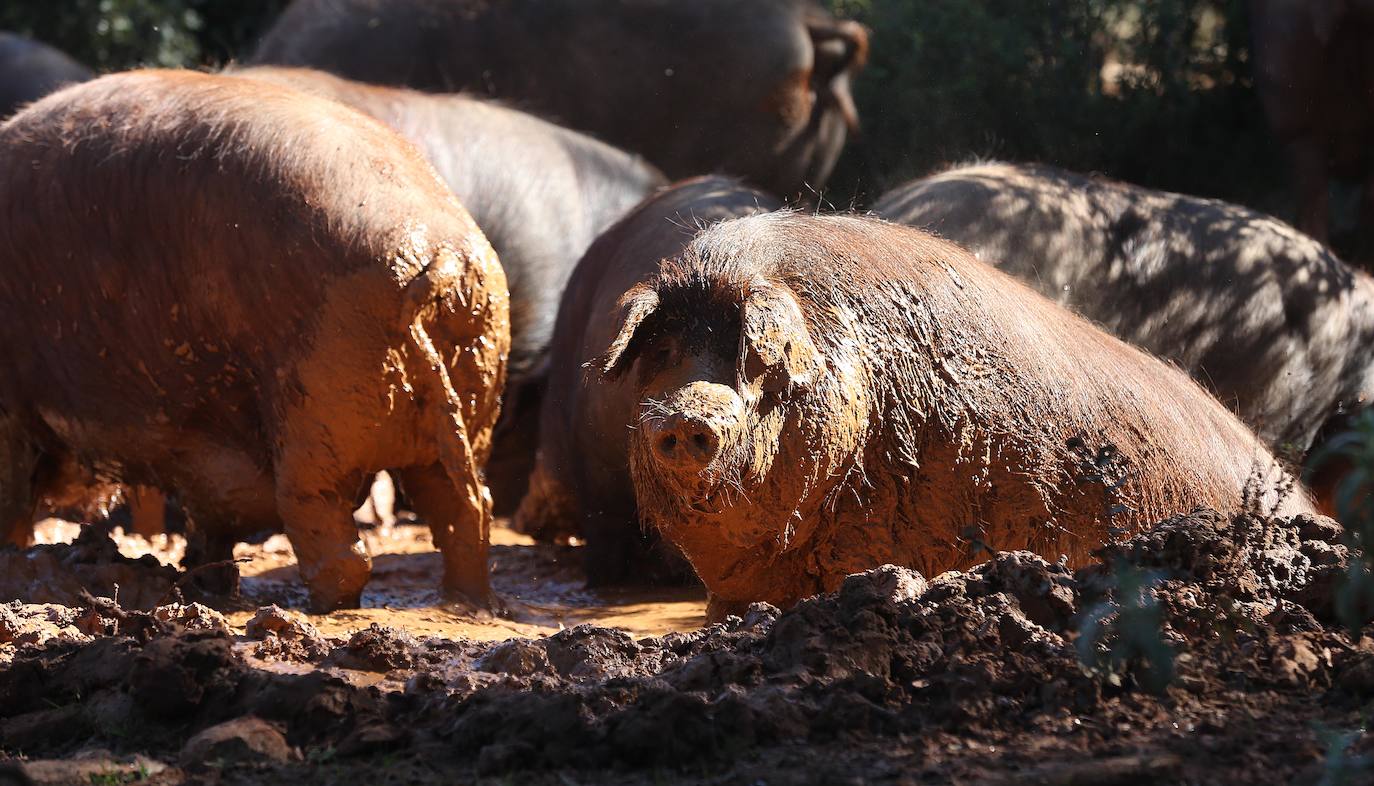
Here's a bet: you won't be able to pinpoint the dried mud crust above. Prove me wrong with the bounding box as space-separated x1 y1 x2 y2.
2 509 1373 784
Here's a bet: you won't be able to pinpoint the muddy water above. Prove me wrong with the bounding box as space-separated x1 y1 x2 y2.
32 519 706 640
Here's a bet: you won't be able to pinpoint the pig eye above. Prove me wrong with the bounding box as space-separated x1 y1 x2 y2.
759 390 783 415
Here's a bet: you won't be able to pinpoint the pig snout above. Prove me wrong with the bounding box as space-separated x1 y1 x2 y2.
644 382 743 482
652 411 722 470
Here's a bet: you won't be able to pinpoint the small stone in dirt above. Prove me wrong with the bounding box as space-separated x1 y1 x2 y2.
180 716 296 769
1297 514 1345 544
840 564 929 607
543 625 644 680
154 602 231 635
245 604 329 661
476 638 551 677
325 624 422 672
245 605 322 641
0 602 90 652
975 551 1078 630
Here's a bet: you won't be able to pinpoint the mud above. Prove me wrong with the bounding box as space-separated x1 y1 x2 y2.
2 508 1372 783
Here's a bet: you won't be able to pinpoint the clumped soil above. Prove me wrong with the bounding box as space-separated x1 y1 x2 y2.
2 509 1373 784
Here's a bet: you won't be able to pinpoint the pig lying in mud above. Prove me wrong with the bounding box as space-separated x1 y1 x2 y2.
516 177 782 584
0 71 509 611
237 66 665 513
0 32 91 119
251 0 867 197
873 162 1374 461
573 210 1315 613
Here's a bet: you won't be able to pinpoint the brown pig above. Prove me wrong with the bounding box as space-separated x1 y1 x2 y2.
235 66 665 514
515 177 782 584
0 70 509 611
586 211 1314 613
872 162 1374 463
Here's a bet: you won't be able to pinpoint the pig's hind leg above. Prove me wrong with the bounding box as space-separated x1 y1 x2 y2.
272 424 374 612
398 461 492 608
0 411 41 547
405 322 498 608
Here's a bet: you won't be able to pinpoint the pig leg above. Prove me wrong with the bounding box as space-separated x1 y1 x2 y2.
182 523 241 598
398 461 491 606
581 501 654 586
1291 137 1331 244
512 449 579 543
274 473 372 612
404 319 498 606
126 486 166 538
353 472 397 530
485 376 546 517
0 412 41 547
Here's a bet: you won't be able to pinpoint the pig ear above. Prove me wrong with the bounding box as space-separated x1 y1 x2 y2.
807 18 868 131
589 284 659 378
739 284 821 394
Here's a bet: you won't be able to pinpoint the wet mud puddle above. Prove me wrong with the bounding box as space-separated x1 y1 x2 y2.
31 519 707 641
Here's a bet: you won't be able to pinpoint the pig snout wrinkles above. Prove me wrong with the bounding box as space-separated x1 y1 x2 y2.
645 382 742 479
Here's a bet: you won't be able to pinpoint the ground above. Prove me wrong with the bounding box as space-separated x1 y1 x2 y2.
1 509 1371 785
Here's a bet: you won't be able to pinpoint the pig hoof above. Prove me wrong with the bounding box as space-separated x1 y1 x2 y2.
307 587 365 614
189 563 241 600
302 552 371 612
441 587 503 618
706 594 751 623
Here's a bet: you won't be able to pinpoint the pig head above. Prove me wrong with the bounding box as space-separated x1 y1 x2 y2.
596 262 869 602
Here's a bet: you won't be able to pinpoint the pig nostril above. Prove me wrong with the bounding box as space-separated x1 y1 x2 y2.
658 433 678 455
692 433 712 453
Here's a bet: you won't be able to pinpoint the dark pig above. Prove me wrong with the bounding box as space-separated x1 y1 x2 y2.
594 212 1314 613
0 33 91 119
515 177 782 583
250 0 867 197
0 70 510 611
1250 0 1374 245
872 162 1374 462
237 66 665 512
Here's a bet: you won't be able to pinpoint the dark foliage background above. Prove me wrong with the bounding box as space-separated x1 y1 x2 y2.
822 0 1286 213
0 0 286 72
1 0 1292 219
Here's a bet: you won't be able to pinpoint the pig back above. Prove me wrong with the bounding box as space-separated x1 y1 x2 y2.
0 70 489 456
873 162 1374 454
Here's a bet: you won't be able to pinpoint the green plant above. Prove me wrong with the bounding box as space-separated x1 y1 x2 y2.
1307 409 1374 633
1316 723 1373 786
1076 563 1175 693
0 0 287 72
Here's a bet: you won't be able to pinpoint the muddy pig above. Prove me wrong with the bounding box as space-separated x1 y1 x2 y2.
1250 0 1374 245
250 0 867 198
237 66 665 514
0 70 509 611
585 211 1314 613
0 33 91 119
872 162 1374 466
515 177 782 584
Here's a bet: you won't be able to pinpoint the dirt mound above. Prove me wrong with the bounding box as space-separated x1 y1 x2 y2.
0 527 181 610
1 509 1371 783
